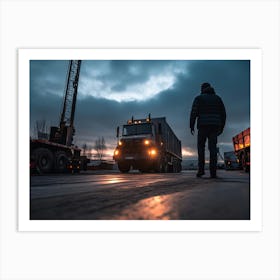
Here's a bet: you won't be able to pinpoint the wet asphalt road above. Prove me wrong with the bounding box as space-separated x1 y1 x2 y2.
30 170 250 220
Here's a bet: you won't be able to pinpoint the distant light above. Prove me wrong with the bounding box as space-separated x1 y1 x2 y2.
182 148 195 157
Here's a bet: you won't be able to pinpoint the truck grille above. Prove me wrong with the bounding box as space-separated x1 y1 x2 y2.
122 139 146 154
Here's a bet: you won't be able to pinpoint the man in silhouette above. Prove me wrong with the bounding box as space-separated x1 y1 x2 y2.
190 82 226 178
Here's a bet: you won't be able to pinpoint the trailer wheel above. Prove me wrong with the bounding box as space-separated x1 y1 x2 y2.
33 148 54 173
54 151 69 173
241 153 250 173
169 164 174 173
172 161 177 173
178 162 182 173
173 161 181 173
154 161 164 173
118 162 130 173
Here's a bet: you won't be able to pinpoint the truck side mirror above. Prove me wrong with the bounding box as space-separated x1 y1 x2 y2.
116 126 119 138
158 124 162 135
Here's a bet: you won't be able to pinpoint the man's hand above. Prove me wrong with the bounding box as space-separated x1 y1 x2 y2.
217 127 224 136
191 128 195 135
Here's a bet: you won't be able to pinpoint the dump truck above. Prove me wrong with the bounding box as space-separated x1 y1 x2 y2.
232 127 250 172
113 115 182 173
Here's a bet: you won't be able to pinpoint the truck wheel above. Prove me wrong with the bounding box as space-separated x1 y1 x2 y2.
118 162 130 173
163 163 169 173
174 161 182 173
169 164 174 173
54 151 69 173
241 153 249 173
178 163 182 172
173 162 178 173
33 148 54 173
154 161 163 173
82 160 88 171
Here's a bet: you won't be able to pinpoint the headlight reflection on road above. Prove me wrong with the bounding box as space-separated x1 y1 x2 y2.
146 195 170 219
117 194 174 220
108 178 123 184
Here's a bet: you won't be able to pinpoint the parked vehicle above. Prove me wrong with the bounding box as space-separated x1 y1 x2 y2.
30 60 88 173
113 115 182 173
232 127 250 172
224 151 240 170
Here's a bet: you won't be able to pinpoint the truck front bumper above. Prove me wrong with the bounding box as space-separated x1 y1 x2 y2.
114 153 159 168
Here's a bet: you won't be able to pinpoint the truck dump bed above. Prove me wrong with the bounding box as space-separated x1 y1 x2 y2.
151 117 182 160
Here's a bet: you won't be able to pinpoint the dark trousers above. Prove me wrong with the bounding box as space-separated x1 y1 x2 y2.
197 126 219 176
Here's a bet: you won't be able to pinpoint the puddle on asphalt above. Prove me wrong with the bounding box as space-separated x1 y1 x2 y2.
116 194 176 219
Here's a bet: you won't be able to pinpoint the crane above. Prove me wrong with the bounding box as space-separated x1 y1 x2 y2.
49 60 82 146
31 60 85 173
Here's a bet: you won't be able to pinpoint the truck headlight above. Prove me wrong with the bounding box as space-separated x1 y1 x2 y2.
114 149 120 156
144 140 150 145
148 149 157 156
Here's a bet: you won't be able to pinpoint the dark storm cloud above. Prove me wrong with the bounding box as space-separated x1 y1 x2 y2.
30 59 250 159
30 61 69 135
30 60 68 97
78 60 186 101
81 60 184 88
142 60 250 156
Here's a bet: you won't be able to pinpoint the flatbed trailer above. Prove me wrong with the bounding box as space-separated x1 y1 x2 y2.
30 139 82 173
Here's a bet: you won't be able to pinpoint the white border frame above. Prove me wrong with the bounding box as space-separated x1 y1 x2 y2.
18 48 262 232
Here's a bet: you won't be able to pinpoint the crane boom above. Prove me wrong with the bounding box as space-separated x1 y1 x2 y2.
60 60 81 128
49 60 82 146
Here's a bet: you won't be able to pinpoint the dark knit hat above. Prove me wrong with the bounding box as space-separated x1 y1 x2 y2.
201 82 211 90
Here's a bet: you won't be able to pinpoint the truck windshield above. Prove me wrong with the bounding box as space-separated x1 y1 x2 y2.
123 123 152 136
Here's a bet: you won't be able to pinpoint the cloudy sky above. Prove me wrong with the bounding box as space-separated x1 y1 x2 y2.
30 59 250 160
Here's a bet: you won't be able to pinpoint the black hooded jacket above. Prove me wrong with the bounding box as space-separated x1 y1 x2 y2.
190 86 226 131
